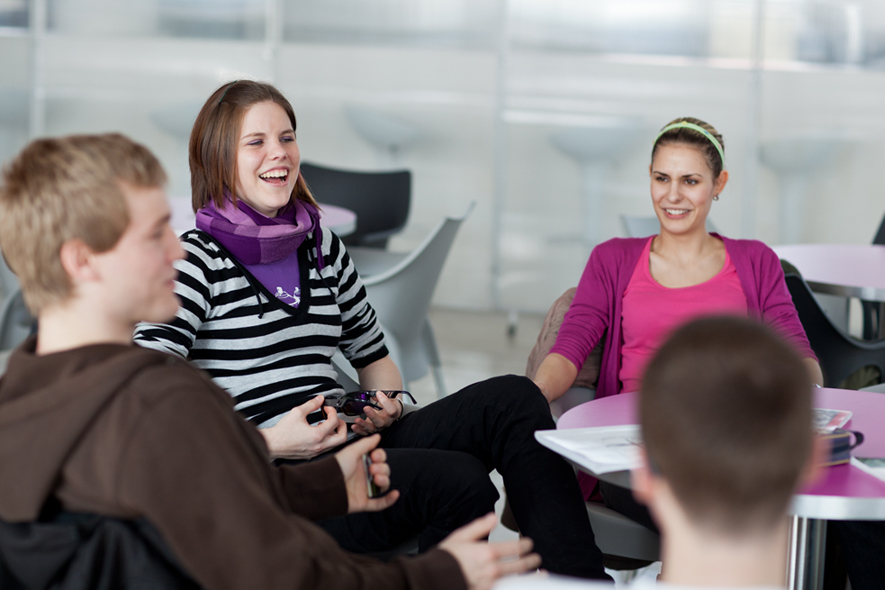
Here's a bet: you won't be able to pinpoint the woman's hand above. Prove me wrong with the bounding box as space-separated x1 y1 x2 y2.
351 392 402 436
334 434 400 514
260 395 348 461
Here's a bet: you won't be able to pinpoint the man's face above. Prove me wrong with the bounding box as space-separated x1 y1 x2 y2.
91 184 184 327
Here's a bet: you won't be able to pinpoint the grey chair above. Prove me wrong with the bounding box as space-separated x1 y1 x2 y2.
300 162 411 249
349 203 474 399
0 288 33 351
621 214 718 238
0 255 33 352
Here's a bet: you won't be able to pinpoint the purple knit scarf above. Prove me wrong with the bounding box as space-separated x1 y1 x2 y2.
195 193 324 269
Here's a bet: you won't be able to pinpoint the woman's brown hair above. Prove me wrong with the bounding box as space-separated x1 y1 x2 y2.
189 80 317 213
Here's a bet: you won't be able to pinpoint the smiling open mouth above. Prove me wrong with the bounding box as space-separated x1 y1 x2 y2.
259 170 288 184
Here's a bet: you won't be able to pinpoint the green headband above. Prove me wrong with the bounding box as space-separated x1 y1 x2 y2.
218 80 239 105
653 122 725 170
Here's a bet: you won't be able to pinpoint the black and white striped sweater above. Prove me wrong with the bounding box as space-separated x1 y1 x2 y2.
134 227 388 426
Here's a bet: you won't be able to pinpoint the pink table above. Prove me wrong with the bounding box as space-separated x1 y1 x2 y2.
558 388 885 589
773 244 885 301
559 388 885 519
319 204 357 237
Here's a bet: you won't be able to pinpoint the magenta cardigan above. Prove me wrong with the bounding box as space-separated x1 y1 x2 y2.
550 235 817 400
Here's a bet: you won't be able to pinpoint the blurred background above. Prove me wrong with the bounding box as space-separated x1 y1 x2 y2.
2 0 885 315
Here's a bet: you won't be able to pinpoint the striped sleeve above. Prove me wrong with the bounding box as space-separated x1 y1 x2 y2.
134 233 219 358
318 229 388 369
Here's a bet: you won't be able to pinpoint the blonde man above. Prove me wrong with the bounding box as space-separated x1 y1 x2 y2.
0 133 538 590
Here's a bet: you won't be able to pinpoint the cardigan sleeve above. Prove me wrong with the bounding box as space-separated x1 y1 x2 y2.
549 243 617 371
754 244 818 361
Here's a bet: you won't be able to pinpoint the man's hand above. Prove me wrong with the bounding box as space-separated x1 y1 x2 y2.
439 513 541 590
352 392 402 436
260 396 348 461
334 434 400 514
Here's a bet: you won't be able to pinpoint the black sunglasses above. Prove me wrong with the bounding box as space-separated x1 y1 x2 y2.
323 395 382 416
347 390 418 405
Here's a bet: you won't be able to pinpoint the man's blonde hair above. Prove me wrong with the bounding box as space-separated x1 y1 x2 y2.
0 133 167 313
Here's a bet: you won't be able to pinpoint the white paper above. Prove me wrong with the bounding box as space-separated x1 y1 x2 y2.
851 457 885 483
535 426 643 475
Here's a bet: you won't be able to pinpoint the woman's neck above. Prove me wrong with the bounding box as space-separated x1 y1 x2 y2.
652 228 718 262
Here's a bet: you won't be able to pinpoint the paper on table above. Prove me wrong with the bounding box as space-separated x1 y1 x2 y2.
535 425 643 475
813 408 852 433
852 457 885 483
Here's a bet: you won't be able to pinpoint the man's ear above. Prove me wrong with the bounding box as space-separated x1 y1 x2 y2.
59 239 100 284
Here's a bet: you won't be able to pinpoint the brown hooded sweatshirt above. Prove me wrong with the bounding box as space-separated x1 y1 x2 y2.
0 338 465 590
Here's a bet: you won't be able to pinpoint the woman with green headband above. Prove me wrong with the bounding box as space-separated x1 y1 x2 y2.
532 116 823 509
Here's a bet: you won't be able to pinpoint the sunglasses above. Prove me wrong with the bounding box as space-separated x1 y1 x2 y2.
322 390 417 416
348 390 418 405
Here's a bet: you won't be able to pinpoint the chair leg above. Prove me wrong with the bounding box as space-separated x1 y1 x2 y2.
421 318 447 398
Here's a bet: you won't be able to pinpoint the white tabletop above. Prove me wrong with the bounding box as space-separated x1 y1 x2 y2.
773 243 885 301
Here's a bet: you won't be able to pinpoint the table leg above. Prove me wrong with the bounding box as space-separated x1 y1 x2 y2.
787 516 827 590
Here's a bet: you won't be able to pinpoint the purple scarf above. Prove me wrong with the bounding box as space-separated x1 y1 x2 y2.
195 194 324 269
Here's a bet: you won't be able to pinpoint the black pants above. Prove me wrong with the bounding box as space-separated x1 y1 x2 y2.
319 375 610 580
829 520 885 590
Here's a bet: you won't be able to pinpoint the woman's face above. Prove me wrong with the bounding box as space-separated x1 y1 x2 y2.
235 101 300 218
649 143 727 237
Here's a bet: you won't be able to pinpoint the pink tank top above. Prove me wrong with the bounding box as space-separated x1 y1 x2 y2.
619 237 748 393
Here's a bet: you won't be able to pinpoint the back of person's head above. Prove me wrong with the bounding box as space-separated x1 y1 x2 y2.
640 316 812 536
189 79 316 213
0 133 166 314
651 116 725 178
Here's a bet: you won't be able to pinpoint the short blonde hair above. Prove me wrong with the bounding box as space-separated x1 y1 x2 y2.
0 133 167 313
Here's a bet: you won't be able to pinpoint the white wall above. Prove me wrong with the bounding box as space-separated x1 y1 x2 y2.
3 0 885 313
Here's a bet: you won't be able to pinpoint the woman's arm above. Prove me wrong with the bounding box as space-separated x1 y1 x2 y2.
805 357 824 388
351 355 405 436
134 236 209 357
533 353 579 403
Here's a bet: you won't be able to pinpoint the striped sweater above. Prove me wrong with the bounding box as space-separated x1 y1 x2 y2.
134 227 388 426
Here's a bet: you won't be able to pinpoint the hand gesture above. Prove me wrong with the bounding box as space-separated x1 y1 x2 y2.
439 513 541 590
352 391 402 436
260 395 348 460
334 434 400 514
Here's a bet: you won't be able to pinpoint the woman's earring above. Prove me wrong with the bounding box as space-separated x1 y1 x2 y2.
712 194 719 201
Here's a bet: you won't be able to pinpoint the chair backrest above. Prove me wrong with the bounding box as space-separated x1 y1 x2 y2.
873 212 885 245
362 203 474 350
0 254 19 301
785 273 885 387
300 162 411 249
0 289 34 351
620 214 719 238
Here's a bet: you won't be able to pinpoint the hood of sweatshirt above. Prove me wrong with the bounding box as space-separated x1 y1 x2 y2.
0 337 174 521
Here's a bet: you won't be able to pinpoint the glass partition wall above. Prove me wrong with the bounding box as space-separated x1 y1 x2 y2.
3 0 885 312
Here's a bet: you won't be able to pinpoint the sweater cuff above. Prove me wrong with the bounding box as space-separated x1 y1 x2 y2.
399 548 468 590
276 457 348 521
